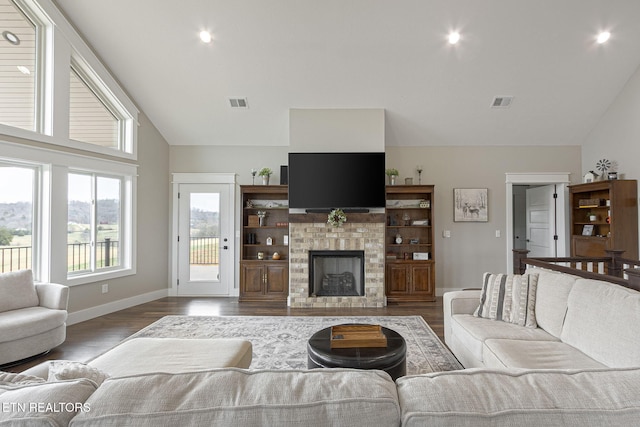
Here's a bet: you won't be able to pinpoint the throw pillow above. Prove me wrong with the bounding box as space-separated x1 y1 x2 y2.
48 361 110 387
0 269 39 312
474 272 538 328
0 372 46 387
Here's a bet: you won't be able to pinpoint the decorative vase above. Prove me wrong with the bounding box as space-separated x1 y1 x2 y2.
389 175 397 185
262 176 270 185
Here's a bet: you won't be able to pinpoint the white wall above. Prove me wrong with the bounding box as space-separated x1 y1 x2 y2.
385 145 581 293
289 109 384 152
582 65 640 181
582 63 640 255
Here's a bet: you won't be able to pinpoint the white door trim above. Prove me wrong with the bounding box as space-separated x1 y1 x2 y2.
170 173 237 296
505 172 571 273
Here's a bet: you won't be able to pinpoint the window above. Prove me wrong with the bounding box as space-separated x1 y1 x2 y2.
1 0 138 159
0 0 39 131
68 172 124 275
0 162 36 273
69 65 120 149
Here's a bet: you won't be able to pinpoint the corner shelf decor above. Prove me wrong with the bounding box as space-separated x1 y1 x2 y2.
240 185 289 301
569 180 638 258
385 185 436 302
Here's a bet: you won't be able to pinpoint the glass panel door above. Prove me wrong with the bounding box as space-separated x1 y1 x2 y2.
177 184 232 295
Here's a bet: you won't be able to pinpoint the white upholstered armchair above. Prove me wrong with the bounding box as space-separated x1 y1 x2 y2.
0 270 69 366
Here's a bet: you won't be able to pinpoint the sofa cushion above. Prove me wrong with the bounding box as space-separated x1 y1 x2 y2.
397 367 640 426
526 267 578 338
0 377 97 426
0 270 38 313
88 338 252 377
474 272 538 327
561 279 640 367
451 314 557 365
69 368 401 427
483 339 606 369
0 307 67 343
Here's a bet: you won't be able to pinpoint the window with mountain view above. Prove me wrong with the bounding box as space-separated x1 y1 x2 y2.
68 172 121 274
0 163 35 273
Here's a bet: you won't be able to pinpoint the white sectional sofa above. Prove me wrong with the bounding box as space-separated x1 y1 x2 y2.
444 266 640 369
0 270 69 366
2 266 640 425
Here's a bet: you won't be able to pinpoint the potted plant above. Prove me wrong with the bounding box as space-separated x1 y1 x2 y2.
258 167 272 185
385 168 399 185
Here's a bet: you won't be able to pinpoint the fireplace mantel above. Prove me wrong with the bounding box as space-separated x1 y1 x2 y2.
288 212 385 224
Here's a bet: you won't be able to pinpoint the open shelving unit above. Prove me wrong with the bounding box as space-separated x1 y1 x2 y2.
385 185 436 302
569 180 638 258
239 185 289 302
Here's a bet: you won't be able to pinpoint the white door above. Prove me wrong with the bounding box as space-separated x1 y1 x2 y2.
526 185 557 257
177 184 233 295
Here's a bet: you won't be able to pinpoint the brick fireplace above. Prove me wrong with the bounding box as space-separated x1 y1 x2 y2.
288 212 386 308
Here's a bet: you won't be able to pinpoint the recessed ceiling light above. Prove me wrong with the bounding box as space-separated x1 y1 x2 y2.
596 31 611 44
17 65 30 75
2 30 20 45
448 32 461 45
199 30 212 43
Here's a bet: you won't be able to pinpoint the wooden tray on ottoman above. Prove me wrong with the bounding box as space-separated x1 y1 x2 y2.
330 324 388 349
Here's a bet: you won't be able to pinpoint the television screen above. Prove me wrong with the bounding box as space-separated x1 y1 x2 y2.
288 152 386 211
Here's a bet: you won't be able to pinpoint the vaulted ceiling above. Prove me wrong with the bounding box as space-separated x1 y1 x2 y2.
53 0 640 147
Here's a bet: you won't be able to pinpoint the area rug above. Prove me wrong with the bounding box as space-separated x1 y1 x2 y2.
128 315 462 374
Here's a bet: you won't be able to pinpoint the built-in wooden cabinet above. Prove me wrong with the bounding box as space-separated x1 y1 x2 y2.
569 180 638 259
239 185 289 302
385 185 436 302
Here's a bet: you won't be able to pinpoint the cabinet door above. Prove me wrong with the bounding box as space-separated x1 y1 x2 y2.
241 264 265 296
385 264 410 296
265 264 288 296
411 264 434 297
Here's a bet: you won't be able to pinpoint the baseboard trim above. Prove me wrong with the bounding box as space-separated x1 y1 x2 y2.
67 289 168 325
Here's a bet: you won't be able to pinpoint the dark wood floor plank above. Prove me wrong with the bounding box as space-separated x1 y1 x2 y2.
6 297 445 373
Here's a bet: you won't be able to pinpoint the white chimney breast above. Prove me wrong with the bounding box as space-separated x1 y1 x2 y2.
289 108 385 152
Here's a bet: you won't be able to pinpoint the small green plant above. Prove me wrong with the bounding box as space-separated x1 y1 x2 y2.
258 167 272 177
385 168 399 176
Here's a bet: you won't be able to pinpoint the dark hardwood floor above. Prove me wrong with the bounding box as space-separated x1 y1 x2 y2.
6 297 445 373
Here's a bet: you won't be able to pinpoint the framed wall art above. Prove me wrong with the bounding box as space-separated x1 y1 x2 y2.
454 188 488 222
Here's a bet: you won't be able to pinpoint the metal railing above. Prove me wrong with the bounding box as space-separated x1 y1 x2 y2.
0 246 32 273
1 236 219 273
190 236 219 265
0 239 120 273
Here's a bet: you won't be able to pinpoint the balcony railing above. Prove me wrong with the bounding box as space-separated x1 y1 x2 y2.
190 236 219 265
0 246 32 273
0 239 120 273
1 236 219 273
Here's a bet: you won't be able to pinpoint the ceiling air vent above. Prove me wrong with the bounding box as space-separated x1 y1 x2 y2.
491 96 513 108
228 97 249 109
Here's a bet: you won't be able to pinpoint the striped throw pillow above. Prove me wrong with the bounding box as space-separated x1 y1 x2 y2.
474 272 538 328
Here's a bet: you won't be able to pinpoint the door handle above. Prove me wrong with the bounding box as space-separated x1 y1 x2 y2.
223 246 229 250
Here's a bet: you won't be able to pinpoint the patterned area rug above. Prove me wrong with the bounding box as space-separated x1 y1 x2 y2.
129 315 462 374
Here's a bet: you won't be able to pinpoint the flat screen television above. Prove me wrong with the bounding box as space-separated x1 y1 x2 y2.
288 152 386 211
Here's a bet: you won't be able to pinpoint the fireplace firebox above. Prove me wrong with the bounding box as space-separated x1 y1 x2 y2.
309 250 365 297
